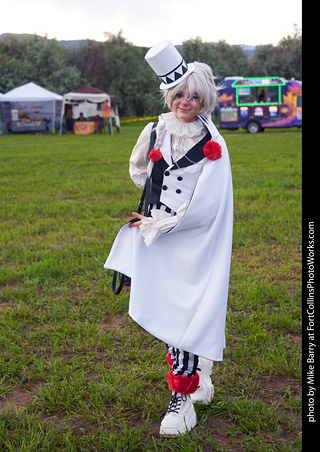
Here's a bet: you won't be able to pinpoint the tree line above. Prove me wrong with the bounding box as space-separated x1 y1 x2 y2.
0 27 302 117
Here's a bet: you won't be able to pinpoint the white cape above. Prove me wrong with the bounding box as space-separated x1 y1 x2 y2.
104 117 233 361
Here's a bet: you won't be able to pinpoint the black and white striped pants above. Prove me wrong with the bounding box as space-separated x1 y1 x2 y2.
167 345 199 377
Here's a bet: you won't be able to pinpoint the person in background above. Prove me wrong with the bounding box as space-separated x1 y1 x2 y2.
94 115 105 133
65 109 74 134
77 112 86 121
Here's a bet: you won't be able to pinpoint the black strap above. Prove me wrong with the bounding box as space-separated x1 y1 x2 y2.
111 122 157 295
112 271 131 295
143 122 157 217
112 271 125 295
127 122 157 219
131 122 158 217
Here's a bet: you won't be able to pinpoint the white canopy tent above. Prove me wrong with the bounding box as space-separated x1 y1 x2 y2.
60 90 120 134
0 82 63 134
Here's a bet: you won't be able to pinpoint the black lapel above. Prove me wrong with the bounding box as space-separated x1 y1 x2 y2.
170 131 211 169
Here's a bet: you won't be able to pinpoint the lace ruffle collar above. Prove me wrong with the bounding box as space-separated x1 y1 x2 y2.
159 112 205 138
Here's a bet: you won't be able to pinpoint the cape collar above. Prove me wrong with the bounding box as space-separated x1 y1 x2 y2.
160 112 205 138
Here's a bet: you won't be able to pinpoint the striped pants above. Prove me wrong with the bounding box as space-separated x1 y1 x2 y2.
166 345 200 394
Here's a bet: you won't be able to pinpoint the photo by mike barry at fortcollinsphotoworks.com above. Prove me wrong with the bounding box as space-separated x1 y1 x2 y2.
303 220 317 446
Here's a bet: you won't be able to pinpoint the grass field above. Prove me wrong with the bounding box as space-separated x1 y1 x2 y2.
0 124 302 451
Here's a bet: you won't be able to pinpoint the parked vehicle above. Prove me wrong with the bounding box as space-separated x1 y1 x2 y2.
218 76 302 133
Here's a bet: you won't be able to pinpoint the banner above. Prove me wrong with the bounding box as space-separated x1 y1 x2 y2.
101 102 111 118
73 121 95 135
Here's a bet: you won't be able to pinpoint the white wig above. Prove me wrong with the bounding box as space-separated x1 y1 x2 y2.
163 62 219 115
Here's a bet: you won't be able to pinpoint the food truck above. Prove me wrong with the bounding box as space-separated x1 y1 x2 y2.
218 77 302 133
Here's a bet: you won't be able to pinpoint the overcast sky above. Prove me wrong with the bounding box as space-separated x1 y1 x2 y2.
1 0 302 47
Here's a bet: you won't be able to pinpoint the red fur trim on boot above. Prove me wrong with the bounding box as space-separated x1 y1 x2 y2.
167 370 200 395
166 352 174 368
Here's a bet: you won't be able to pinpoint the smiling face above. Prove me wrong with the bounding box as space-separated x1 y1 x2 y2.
171 86 203 123
163 63 218 120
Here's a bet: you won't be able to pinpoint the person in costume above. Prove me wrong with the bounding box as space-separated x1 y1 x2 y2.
104 40 233 436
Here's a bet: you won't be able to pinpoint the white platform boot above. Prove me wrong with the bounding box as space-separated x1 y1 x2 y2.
190 357 214 404
160 391 197 436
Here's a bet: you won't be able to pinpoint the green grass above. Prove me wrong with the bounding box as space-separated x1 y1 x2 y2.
0 125 302 451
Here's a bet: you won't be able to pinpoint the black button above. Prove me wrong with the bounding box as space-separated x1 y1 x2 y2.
164 171 170 176
163 185 168 190
177 176 183 181
176 189 181 194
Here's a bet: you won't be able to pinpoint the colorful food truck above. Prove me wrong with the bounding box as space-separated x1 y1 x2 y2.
218 76 302 133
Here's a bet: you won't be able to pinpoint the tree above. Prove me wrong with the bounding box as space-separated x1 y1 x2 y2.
101 32 162 116
248 25 302 80
0 29 302 117
0 34 83 94
248 44 279 76
182 37 216 67
66 40 105 91
276 25 302 80
213 40 248 78
182 37 248 79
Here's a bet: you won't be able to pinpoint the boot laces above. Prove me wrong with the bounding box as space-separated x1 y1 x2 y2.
167 392 187 414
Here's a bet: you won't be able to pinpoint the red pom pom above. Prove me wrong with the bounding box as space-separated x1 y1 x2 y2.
203 141 222 161
167 370 200 395
149 149 163 162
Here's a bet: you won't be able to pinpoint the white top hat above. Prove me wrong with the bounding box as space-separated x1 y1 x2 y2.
145 40 195 90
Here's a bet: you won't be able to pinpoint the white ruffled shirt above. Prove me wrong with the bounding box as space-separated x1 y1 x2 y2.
129 112 207 246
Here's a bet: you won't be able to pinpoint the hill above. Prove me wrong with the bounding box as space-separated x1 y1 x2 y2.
0 33 256 57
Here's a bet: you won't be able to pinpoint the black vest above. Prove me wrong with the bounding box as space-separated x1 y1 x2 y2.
149 131 211 208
